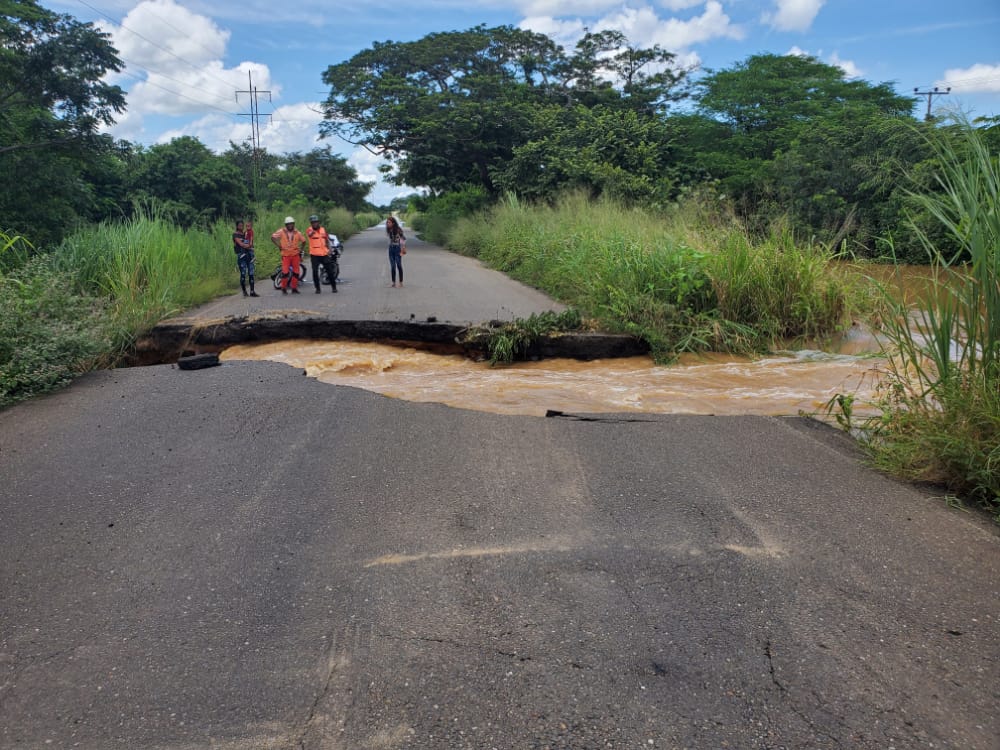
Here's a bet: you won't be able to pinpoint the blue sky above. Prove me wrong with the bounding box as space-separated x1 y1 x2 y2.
46 0 1000 204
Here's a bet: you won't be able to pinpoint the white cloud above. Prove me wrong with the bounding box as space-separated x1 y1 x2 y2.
125 61 275 118
346 146 389 186
151 101 321 154
103 0 228 68
940 63 1000 93
660 0 704 8
346 148 416 205
99 0 278 139
787 46 863 78
517 0 620 15
602 1 742 50
519 15 587 46
829 53 862 79
258 103 325 154
522 1 742 53
763 0 826 33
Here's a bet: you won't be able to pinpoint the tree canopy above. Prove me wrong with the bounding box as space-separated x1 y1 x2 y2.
0 0 125 155
0 0 127 242
672 54 928 244
320 25 687 195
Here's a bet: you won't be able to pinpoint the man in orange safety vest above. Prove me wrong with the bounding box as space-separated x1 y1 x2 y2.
270 216 306 294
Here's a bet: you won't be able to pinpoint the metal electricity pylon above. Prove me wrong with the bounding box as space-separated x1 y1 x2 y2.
237 70 272 202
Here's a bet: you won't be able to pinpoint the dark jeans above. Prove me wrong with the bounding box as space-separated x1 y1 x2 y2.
388 244 403 283
310 253 337 290
236 251 255 290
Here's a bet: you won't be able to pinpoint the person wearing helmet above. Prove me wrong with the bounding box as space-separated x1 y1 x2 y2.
306 214 337 293
270 216 305 294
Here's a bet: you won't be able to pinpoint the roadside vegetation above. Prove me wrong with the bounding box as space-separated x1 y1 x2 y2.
447 193 861 362
0 207 372 409
838 121 1000 515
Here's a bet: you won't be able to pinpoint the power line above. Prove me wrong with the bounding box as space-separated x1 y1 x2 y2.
113 59 243 116
75 0 239 92
237 70 272 201
914 86 951 120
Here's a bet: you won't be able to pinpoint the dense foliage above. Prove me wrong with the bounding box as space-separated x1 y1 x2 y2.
0 0 126 244
321 26 686 199
0 3 374 249
323 26 1000 260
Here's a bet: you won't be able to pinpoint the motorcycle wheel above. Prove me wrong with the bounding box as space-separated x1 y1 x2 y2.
320 259 339 285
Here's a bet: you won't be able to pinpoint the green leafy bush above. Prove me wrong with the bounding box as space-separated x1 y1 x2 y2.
0 265 111 407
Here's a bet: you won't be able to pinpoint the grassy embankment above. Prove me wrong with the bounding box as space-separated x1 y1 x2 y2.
445 192 865 362
0 206 374 408
850 122 1000 515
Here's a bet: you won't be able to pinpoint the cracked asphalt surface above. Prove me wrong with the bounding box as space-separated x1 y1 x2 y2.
1 230 998 748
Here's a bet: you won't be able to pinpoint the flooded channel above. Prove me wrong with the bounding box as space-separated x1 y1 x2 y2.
221 336 887 418
220 265 954 418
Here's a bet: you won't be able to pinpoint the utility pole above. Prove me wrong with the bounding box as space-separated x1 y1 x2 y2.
913 86 951 121
237 71 272 203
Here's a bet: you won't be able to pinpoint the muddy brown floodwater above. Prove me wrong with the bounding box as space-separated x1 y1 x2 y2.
221 264 949 417
221 327 889 418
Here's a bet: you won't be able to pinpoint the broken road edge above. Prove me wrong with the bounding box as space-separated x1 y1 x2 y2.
134 312 650 366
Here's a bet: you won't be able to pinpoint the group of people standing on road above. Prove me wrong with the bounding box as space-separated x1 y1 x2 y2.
269 214 340 295
232 215 407 295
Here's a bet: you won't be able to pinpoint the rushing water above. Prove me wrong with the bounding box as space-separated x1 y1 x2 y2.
221 265 954 418
221 337 886 418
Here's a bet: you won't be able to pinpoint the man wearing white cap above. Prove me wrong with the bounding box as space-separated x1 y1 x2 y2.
270 216 306 294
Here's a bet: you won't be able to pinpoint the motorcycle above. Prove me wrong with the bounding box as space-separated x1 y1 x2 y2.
318 235 342 286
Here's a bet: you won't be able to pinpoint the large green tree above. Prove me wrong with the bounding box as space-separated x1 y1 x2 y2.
674 53 923 248
223 144 373 212
282 147 373 212
128 137 248 227
0 0 127 244
495 105 677 204
320 25 687 195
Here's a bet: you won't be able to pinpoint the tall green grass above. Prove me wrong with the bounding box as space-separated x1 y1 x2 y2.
859 119 1000 512
53 214 234 351
2 205 374 408
2 216 233 406
447 192 857 360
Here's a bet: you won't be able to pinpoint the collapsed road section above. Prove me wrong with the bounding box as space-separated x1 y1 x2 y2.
132 311 651 366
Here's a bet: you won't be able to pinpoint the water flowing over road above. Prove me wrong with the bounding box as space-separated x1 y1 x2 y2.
223 338 886 418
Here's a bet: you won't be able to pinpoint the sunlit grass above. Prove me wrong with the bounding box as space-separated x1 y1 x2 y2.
447 192 858 361
53 214 234 356
857 118 1000 513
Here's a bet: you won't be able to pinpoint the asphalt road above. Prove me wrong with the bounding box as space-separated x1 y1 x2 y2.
1 230 999 749
179 224 565 326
